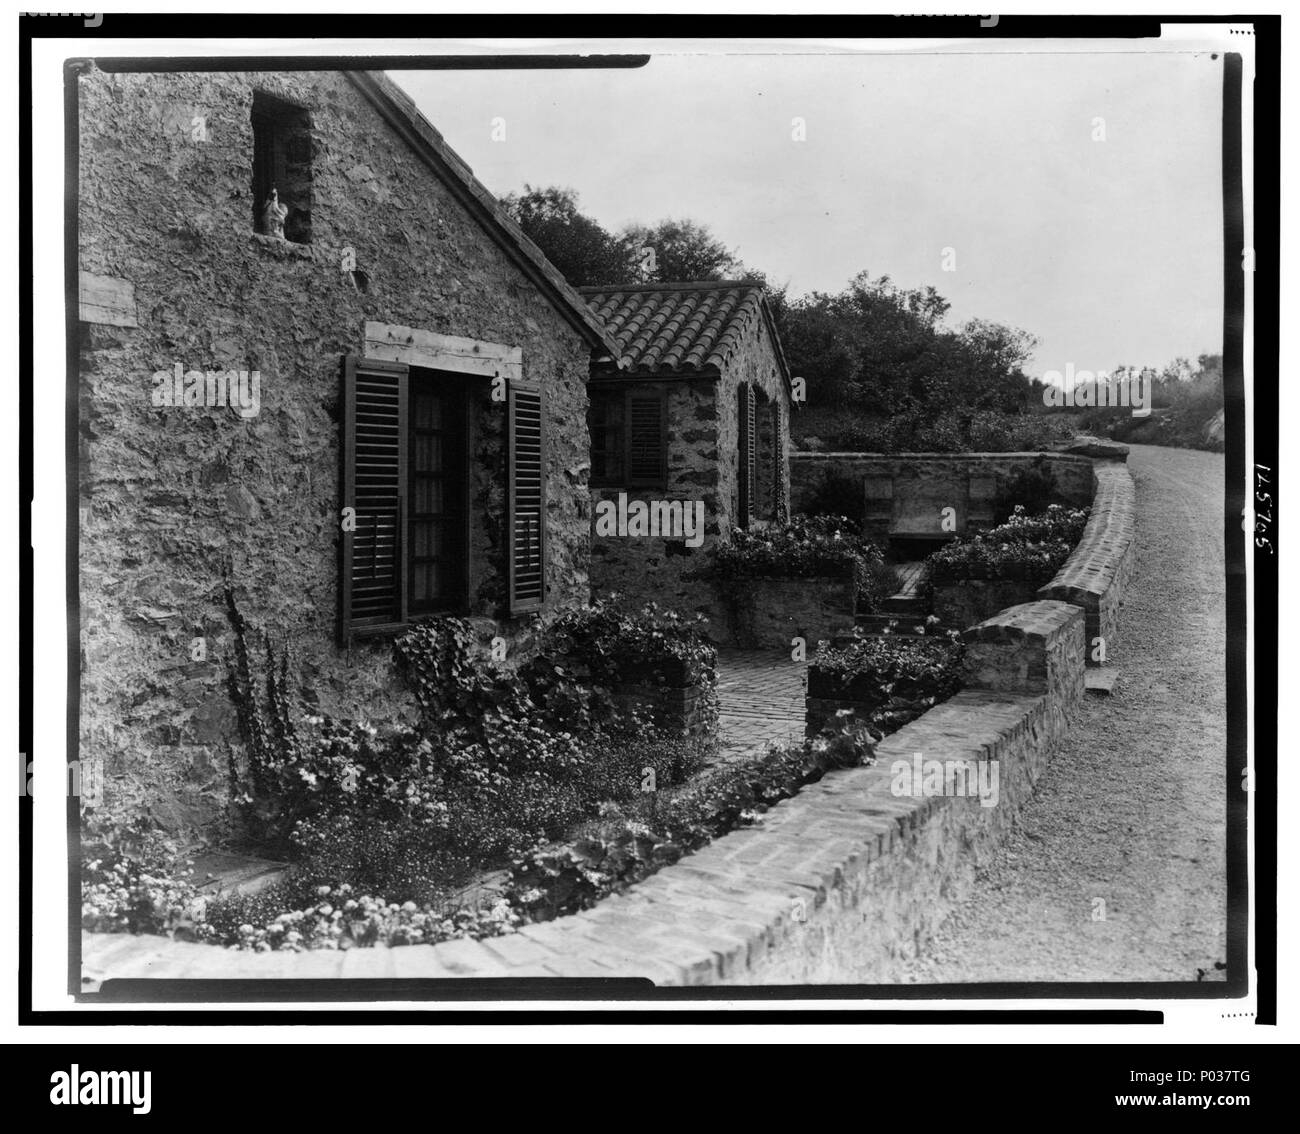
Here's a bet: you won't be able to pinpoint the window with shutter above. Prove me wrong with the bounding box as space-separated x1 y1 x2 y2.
340 355 408 642
589 389 625 486
626 392 667 487
587 387 666 489
508 379 546 615
738 384 756 528
408 373 467 614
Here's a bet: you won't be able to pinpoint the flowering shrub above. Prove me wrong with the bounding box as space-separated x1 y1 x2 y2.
214 886 522 952
927 504 1089 585
704 515 897 613
81 815 209 940
708 514 879 579
506 713 879 922
532 598 717 690
809 625 965 733
217 598 716 909
992 456 1064 521
80 815 524 951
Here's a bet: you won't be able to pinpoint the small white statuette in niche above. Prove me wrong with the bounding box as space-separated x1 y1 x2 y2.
262 189 287 239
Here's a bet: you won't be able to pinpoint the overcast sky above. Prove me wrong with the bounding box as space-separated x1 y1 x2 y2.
392 48 1224 379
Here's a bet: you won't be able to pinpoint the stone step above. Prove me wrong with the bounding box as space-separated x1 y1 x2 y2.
830 629 932 648
855 612 928 630
1085 668 1119 695
879 598 926 615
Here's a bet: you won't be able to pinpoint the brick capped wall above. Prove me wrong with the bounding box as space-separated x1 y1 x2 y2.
77 68 596 837
930 578 1041 629
1037 462 1137 665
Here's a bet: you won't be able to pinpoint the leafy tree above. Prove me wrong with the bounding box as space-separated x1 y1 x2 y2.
501 185 638 287
621 218 753 283
501 185 1049 447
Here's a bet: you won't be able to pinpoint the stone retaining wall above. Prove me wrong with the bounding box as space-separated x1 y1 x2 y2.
929 577 1040 629
703 575 856 649
790 451 1096 539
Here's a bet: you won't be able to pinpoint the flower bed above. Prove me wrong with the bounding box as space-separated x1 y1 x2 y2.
925 504 1089 627
78 594 729 951
505 713 879 923
927 504 1089 585
535 600 718 736
700 515 897 647
805 628 966 735
81 812 527 951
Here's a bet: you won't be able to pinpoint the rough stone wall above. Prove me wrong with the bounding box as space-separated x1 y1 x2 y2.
77 68 594 837
790 452 1096 538
707 576 855 649
588 377 720 614
588 311 791 628
716 320 791 534
1037 462 1137 664
930 578 1041 629
961 600 1085 704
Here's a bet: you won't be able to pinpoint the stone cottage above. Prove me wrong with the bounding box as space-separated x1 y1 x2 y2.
75 66 621 835
579 282 794 618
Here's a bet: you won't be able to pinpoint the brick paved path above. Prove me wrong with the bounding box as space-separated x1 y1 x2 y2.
712 649 806 764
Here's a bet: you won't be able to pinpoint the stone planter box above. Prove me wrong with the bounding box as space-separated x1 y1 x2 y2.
706 575 856 649
610 682 713 738
930 577 1040 629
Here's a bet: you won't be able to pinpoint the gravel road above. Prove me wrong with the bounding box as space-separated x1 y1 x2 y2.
899 444 1228 984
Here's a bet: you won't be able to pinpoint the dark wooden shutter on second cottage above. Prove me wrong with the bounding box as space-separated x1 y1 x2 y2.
340 355 408 642
508 378 546 615
626 390 667 487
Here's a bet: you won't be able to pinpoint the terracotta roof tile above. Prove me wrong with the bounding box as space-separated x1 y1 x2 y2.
580 282 779 378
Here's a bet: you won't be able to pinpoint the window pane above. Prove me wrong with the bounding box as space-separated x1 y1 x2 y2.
412 521 431 558
413 434 434 471
413 562 433 602
413 391 443 429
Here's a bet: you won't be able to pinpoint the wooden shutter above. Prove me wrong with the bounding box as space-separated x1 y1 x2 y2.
340 355 408 641
508 378 546 615
738 384 756 528
773 403 787 522
626 390 667 487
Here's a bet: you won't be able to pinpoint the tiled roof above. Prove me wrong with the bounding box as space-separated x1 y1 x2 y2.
580 282 789 383
345 72 621 358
